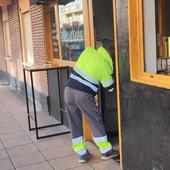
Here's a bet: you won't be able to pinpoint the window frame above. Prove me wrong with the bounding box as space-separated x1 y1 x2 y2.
44 0 94 67
2 6 12 57
129 0 170 89
18 0 35 64
22 11 34 64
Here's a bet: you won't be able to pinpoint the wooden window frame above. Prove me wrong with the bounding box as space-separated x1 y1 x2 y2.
22 11 34 64
18 0 34 64
44 0 94 67
129 0 170 89
44 3 75 66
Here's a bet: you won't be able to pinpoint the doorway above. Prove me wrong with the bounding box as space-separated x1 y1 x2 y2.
92 0 119 148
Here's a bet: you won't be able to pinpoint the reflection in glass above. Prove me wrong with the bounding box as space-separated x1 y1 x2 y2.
143 0 170 75
49 6 59 59
59 0 84 61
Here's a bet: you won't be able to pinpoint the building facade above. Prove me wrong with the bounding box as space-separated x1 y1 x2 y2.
0 0 170 170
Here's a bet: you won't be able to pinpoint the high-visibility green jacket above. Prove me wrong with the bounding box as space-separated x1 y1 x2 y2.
67 47 114 95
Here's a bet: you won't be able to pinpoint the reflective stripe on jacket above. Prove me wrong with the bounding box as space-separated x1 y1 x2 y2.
75 47 114 90
67 47 113 95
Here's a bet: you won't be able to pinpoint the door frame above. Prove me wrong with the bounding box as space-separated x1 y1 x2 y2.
85 0 123 168
113 0 123 169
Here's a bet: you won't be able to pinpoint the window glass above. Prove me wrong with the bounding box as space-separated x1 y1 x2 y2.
49 5 59 59
143 0 170 75
23 12 34 64
59 0 84 61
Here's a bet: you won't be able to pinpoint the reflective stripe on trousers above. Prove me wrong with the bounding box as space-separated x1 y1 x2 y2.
93 136 112 154
72 136 87 156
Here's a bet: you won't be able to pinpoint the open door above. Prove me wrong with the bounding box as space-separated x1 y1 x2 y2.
88 0 122 168
90 0 118 143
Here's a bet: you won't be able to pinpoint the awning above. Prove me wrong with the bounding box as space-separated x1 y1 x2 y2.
30 0 73 5
0 0 12 6
30 0 57 5
58 0 73 5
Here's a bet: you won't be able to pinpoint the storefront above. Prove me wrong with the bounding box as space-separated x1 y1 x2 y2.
0 0 121 167
2 0 170 169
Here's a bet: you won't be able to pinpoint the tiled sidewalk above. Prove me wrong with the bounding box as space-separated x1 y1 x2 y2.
0 85 120 170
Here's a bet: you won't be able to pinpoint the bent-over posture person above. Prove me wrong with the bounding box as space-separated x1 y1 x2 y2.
64 47 119 163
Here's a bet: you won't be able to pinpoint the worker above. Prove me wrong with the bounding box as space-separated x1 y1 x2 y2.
64 47 119 163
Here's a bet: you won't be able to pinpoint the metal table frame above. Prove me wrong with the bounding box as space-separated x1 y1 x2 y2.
23 64 70 139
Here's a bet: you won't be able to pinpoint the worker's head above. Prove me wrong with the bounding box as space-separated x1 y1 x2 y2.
97 47 113 71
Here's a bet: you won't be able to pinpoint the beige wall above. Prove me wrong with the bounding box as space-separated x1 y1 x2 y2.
0 7 6 73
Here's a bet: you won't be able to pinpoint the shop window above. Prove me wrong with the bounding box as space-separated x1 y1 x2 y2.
49 5 59 59
129 0 170 89
23 12 34 64
58 0 85 61
143 0 170 74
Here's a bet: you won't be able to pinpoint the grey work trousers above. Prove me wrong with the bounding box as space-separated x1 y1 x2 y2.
64 86 106 139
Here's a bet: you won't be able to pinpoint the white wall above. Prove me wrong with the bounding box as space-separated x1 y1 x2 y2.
143 0 157 73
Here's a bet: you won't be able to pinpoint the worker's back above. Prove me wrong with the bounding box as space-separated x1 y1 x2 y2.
66 47 114 95
76 47 113 82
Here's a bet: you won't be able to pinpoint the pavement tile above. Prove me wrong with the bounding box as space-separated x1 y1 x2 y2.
16 161 53 170
0 126 21 135
68 165 94 170
3 136 32 148
0 140 4 150
11 151 46 168
0 150 9 160
0 119 16 126
87 150 103 164
7 144 38 157
0 123 19 129
90 159 120 170
50 155 81 170
0 106 8 113
0 117 14 122
35 138 65 151
0 113 12 119
58 134 72 145
24 130 37 142
86 141 98 151
0 130 28 142
42 144 74 160
0 158 14 170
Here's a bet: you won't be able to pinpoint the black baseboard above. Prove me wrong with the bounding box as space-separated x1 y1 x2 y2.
0 70 9 85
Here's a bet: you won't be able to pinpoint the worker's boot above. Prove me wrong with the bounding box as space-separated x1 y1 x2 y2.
101 149 119 160
78 150 90 163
